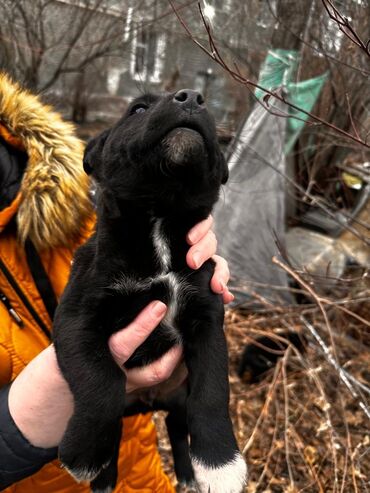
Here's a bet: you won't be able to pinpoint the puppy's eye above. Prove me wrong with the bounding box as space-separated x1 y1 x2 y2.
131 104 148 115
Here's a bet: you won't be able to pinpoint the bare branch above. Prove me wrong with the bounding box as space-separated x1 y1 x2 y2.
168 0 370 150
322 0 370 58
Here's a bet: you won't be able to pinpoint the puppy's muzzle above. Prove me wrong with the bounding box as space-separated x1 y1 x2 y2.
162 127 205 165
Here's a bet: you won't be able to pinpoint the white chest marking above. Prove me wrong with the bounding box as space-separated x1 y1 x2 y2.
152 218 171 273
112 219 194 343
161 272 183 340
112 272 193 344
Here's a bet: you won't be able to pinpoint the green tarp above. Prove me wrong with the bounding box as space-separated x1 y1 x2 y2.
255 49 328 153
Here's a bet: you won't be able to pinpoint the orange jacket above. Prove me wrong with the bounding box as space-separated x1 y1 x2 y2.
0 73 174 493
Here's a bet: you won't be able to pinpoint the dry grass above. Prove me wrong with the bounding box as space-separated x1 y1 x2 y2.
154 272 370 492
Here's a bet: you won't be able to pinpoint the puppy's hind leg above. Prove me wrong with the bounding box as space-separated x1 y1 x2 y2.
163 386 195 490
166 410 195 491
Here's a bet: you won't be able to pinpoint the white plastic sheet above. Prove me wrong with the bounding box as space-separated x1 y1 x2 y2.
214 99 293 306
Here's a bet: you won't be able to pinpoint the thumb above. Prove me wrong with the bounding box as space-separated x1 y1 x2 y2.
109 301 167 366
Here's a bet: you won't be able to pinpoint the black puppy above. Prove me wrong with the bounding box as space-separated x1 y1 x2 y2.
53 90 247 493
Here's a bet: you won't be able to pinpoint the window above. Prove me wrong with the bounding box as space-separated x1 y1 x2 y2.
130 24 166 83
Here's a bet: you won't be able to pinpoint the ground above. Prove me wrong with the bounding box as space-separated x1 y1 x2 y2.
154 297 370 493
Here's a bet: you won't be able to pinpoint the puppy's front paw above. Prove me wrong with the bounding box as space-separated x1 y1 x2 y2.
59 415 120 484
191 453 247 493
59 455 102 483
176 479 197 492
59 434 114 483
60 448 111 483
90 455 118 493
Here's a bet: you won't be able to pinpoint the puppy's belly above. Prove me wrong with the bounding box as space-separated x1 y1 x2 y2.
113 272 192 367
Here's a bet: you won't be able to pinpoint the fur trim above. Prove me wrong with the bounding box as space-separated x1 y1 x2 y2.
0 72 93 250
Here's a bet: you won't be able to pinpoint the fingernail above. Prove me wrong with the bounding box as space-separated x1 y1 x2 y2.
152 301 167 317
192 251 202 268
219 280 226 293
187 231 199 244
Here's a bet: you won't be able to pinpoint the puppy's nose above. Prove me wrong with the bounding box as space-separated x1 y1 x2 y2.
173 89 205 112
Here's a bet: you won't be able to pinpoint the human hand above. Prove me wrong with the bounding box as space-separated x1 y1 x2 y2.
109 301 182 393
8 300 175 448
186 215 233 303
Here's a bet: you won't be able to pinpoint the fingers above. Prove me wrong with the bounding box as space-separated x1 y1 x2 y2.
186 215 217 269
186 215 234 303
108 301 167 366
211 254 234 304
221 290 235 304
109 302 184 393
186 215 213 245
125 345 183 393
186 229 217 270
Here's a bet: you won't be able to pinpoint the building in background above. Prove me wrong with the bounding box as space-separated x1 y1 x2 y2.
0 0 276 127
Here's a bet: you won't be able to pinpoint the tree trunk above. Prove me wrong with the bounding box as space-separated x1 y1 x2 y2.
271 0 314 50
71 71 88 124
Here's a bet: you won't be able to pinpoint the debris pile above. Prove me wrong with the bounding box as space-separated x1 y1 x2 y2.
155 274 370 492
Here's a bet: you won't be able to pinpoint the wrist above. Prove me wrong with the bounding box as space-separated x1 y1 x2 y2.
8 345 74 448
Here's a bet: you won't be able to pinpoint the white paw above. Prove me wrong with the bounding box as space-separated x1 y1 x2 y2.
191 453 247 493
64 464 101 483
92 488 113 493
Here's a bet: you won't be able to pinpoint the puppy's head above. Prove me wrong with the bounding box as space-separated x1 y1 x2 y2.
83 89 228 213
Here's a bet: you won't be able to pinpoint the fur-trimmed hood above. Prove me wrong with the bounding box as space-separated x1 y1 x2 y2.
0 72 93 250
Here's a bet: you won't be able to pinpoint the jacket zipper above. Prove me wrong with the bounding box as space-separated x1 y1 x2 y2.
0 257 51 340
0 290 23 327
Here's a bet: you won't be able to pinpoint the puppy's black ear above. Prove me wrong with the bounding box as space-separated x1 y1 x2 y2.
221 153 229 184
83 129 110 177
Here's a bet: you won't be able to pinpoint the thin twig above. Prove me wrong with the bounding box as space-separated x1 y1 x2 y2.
322 0 370 58
272 256 370 330
301 316 370 421
282 347 295 488
168 0 370 149
243 361 281 453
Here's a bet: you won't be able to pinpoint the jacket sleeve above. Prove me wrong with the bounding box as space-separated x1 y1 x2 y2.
0 384 58 490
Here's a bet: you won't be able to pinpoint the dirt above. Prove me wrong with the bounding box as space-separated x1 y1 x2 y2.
154 302 370 493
